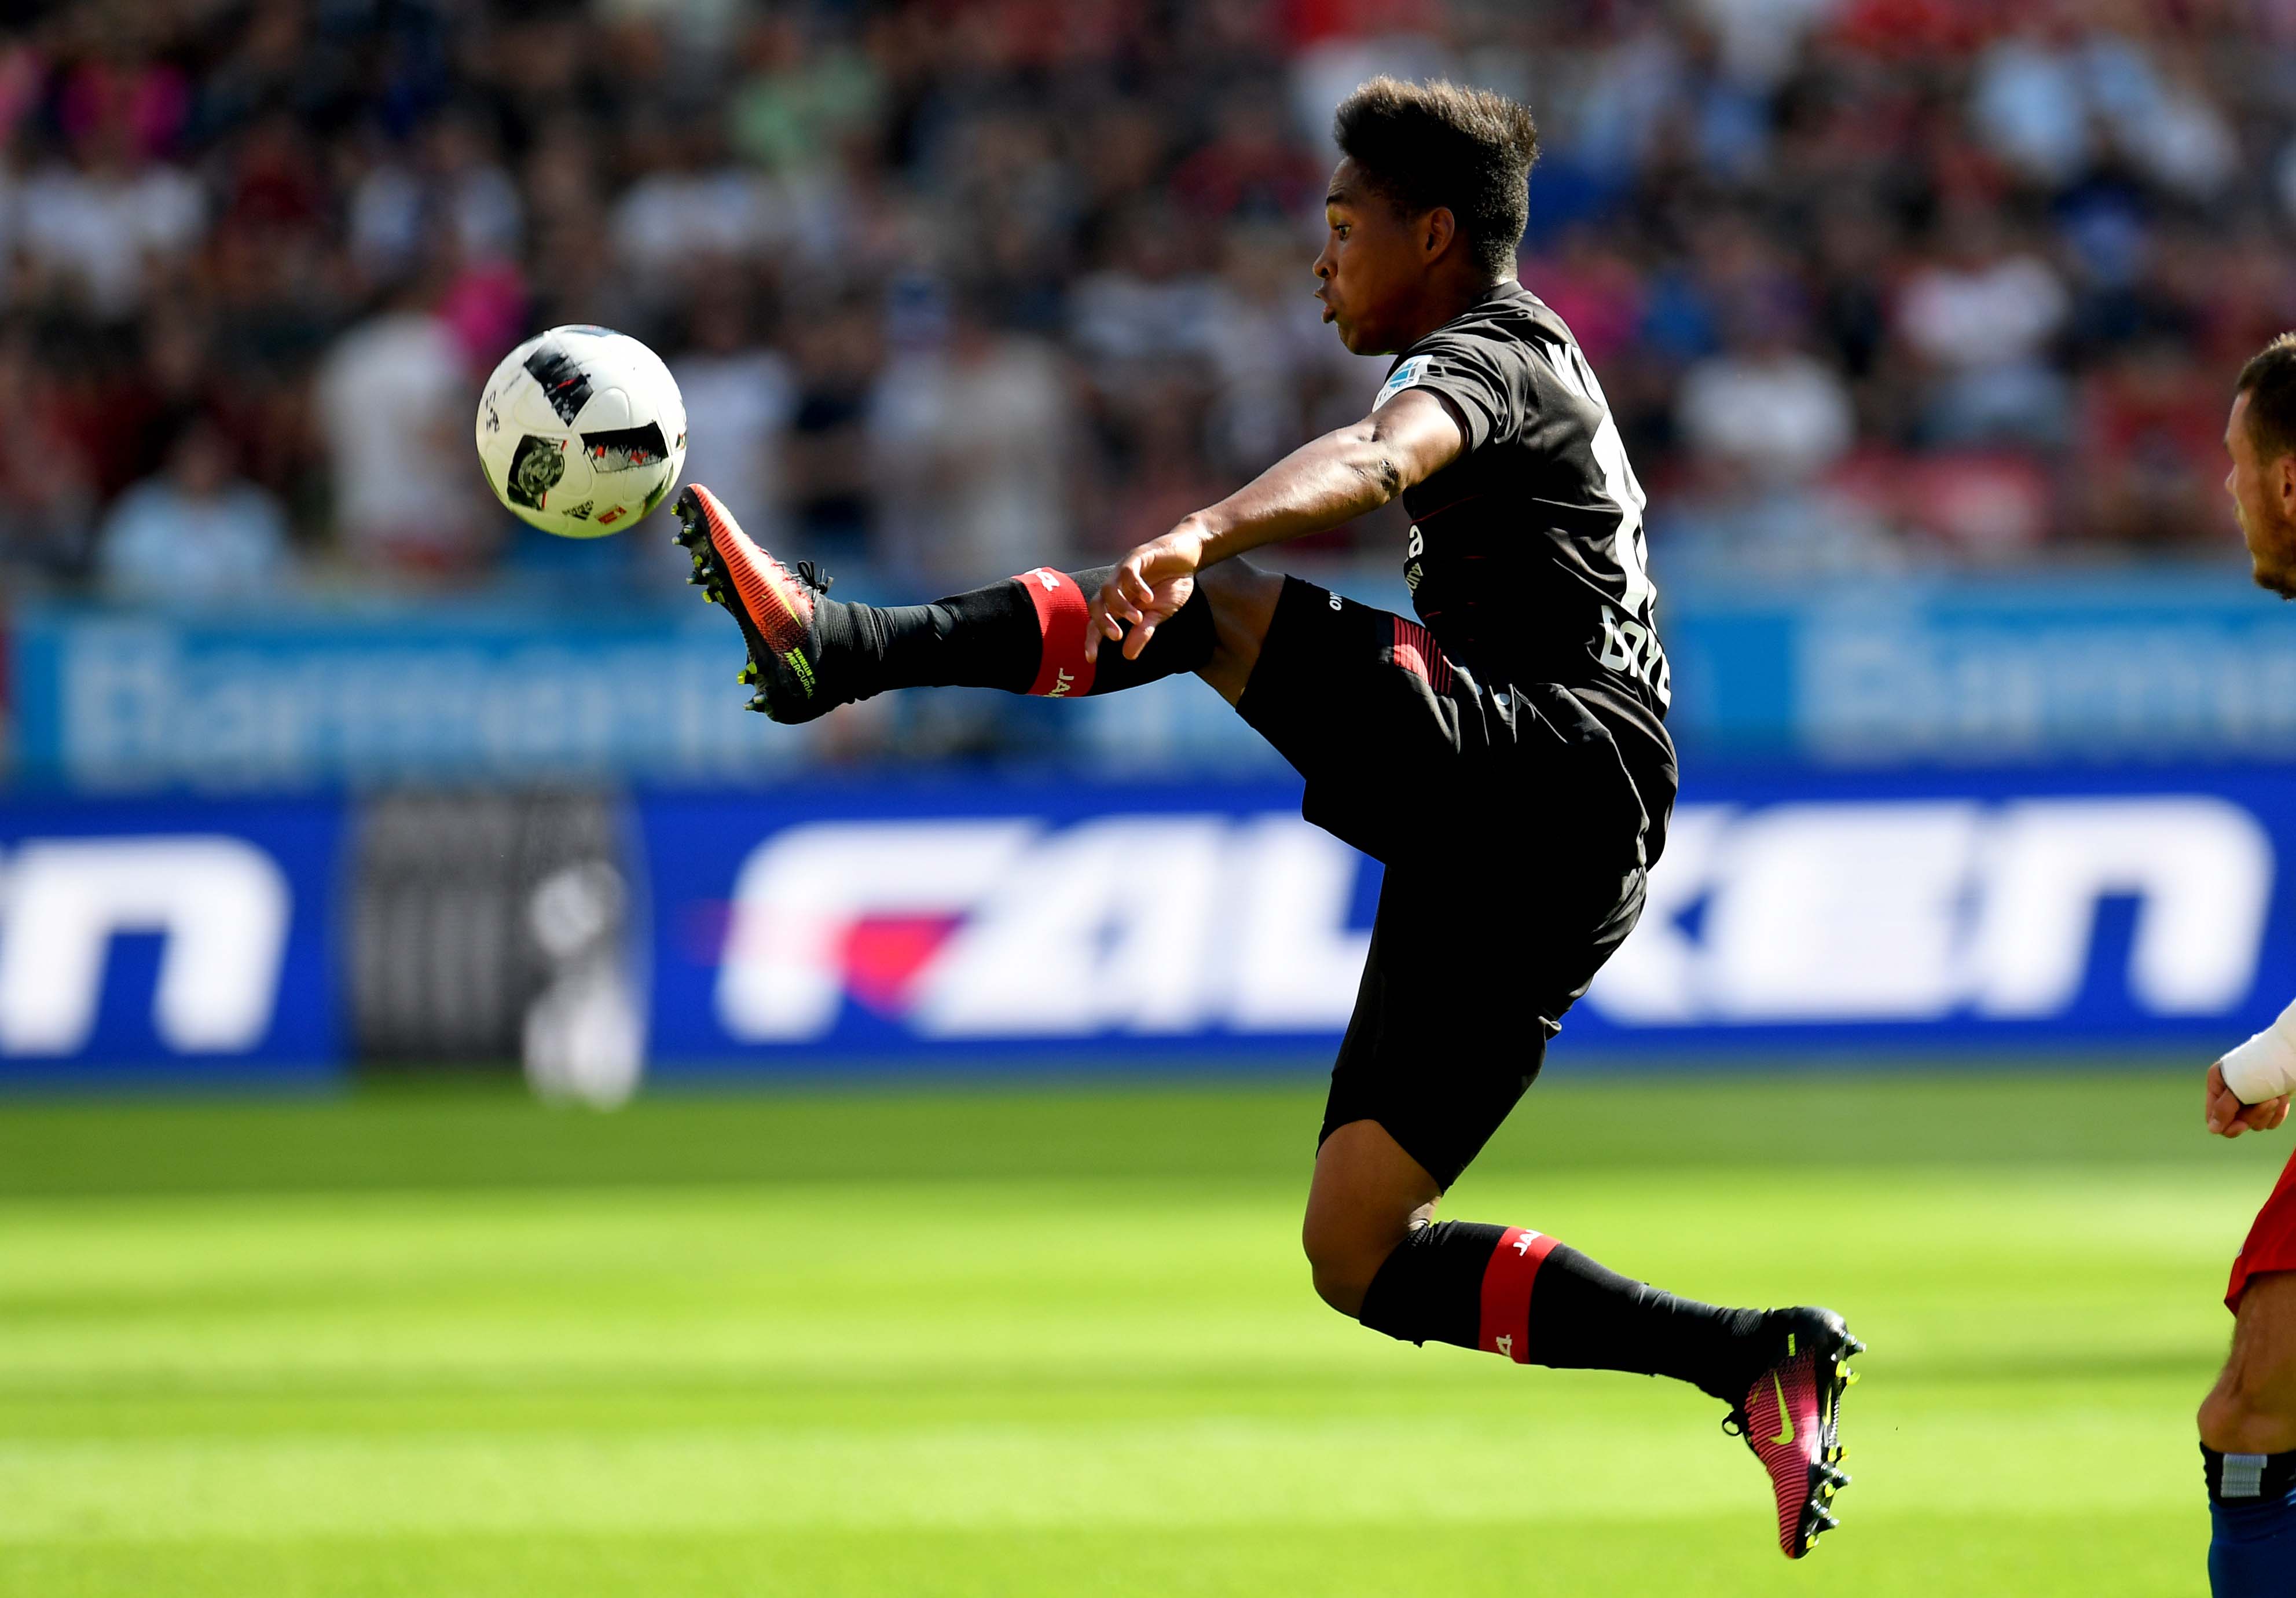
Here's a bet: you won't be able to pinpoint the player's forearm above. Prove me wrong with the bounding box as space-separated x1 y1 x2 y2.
1188 422 1408 565
2224 997 2296 1102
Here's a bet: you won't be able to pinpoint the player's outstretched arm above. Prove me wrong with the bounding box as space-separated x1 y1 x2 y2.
2211 998 2296 1135
1085 388 1464 662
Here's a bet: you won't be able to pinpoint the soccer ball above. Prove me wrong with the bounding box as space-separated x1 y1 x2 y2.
475 326 688 538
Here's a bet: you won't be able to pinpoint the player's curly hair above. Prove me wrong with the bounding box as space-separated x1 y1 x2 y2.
1333 77 1540 281
2239 331 2296 464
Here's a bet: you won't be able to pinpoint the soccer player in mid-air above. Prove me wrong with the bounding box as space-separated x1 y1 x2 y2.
672 78 1859 1558
2199 331 2296 1593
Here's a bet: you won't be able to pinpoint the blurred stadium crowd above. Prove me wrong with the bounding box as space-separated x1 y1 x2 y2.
1 0 2291 603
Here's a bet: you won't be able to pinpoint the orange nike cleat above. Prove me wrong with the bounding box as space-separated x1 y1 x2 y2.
671 483 843 723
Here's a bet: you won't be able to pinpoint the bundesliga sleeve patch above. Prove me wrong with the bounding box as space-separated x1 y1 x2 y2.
1375 354 1429 409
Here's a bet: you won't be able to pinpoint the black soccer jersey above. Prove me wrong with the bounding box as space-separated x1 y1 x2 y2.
1376 281 1677 841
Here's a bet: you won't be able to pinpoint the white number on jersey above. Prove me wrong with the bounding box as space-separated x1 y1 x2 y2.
1545 340 1668 706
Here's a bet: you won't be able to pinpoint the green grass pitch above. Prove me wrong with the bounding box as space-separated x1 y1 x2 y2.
0 1065 2279 1596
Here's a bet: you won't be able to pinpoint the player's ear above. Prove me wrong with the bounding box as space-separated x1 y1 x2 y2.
1421 207 1456 264
2277 450 2296 516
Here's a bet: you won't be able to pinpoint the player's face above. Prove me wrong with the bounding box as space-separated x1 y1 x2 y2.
2225 391 2296 597
1312 159 1425 355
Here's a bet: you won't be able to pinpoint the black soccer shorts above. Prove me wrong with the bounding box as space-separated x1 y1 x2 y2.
1234 576 1662 1189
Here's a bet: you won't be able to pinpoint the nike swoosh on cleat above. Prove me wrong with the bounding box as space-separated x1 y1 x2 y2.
1769 1372 1795 1446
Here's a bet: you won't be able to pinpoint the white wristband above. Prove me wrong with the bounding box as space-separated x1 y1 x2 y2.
2221 996 2296 1105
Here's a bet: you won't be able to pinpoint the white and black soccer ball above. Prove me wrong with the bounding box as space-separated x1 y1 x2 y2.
475 326 688 538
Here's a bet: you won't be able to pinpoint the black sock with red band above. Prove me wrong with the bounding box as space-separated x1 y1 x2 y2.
1356 1220 1769 1405
843 567 1216 701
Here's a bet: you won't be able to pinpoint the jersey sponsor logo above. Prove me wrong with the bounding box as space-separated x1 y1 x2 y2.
1588 797 2271 1027
1376 354 1429 409
1048 668 1076 696
1495 1333 1514 1358
0 837 292 1056
713 814 1372 1043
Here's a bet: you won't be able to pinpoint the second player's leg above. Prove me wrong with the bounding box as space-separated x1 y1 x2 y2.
2201 1273 2296 1594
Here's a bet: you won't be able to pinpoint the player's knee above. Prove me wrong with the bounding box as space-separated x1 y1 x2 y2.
1300 1220 1381 1318
1195 558 1283 612
1193 560 1285 701
1307 1254 1374 1318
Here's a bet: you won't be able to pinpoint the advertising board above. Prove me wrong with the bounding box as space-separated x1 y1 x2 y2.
637 767 2296 1068
5 764 2283 1083
19 570 2296 790
0 797 342 1083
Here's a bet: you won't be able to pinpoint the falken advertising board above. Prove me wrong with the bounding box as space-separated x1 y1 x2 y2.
6 768 2294 1083
637 767 2296 1068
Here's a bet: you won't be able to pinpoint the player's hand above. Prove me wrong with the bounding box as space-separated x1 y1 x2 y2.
1085 523 1208 664
2207 1060 2290 1137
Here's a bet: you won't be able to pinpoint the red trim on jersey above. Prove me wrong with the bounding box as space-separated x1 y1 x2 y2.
1393 616 1430 683
1391 617 1454 692
1478 1226 1558 1363
1016 567 1098 698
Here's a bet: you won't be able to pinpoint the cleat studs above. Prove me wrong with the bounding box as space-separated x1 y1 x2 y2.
747 693 770 712
738 662 758 684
